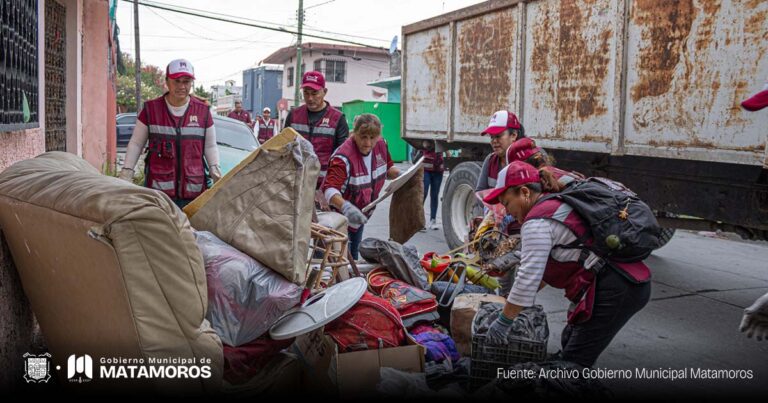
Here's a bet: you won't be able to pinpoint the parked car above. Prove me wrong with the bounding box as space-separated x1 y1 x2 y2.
116 113 136 148
115 113 259 175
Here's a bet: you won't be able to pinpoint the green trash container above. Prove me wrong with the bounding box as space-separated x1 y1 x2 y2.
342 100 406 162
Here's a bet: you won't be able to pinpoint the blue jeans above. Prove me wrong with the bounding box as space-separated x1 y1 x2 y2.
348 225 365 260
423 171 444 221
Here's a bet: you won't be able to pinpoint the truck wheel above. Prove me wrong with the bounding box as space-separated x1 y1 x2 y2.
657 228 676 249
655 211 677 250
442 162 484 249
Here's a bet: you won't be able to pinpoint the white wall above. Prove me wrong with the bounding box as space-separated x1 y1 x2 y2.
280 53 389 108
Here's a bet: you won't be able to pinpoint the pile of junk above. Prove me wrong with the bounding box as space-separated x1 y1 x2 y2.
0 128 609 398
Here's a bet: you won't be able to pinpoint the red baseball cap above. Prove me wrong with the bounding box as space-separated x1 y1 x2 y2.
166 58 195 80
741 82 768 112
481 110 522 136
301 71 326 91
483 161 540 204
507 137 542 163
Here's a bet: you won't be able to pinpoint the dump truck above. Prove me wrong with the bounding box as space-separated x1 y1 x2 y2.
401 0 768 249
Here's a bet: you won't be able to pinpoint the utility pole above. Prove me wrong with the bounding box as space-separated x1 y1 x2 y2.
134 0 142 111
293 0 303 107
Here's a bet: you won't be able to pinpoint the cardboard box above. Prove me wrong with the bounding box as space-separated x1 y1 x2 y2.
292 330 425 396
451 293 508 356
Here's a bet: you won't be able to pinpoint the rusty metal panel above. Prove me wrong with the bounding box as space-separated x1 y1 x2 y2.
403 25 451 138
522 0 618 153
624 0 768 165
452 5 520 137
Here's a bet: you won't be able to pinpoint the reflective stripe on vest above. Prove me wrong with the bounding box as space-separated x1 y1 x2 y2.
143 95 209 200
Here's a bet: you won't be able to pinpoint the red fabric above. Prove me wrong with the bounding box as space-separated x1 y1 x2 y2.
223 337 294 385
301 70 326 90
483 161 541 204
325 292 406 352
322 157 348 195
742 88 768 111
506 137 541 163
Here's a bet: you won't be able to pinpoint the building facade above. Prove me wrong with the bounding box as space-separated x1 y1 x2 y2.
263 43 391 112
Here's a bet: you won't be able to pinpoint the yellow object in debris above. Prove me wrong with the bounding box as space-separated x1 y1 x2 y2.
466 266 500 290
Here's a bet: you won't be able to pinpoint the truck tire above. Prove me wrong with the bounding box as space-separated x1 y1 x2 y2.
655 211 676 250
656 228 676 249
442 162 484 249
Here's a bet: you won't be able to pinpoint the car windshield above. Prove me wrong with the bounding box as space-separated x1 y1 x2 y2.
214 118 259 151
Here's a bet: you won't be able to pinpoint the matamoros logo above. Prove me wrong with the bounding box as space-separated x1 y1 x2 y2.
25 353 213 384
68 354 93 383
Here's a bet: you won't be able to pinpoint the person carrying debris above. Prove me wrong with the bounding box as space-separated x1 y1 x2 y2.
475 110 525 192
284 71 350 191
227 100 254 129
256 107 277 143
321 114 401 259
481 161 652 367
118 59 221 208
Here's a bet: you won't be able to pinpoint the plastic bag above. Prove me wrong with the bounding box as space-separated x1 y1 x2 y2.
359 238 429 290
196 231 302 346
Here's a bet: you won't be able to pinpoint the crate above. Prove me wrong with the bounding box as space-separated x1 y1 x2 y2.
469 304 548 390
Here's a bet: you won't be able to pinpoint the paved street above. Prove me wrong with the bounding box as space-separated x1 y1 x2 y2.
365 163 768 398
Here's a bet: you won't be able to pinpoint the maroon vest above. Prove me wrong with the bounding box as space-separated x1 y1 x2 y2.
227 110 250 125
257 117 276 143
290 104 343 188
525 197 651 324
487 153 503 188
144 95 210 200
332 138 389 231
423 150 444 172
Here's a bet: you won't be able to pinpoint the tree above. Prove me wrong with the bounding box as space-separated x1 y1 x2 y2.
116 52 165 112
193 85 212 104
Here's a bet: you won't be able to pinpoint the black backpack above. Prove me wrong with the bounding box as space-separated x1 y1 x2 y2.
538 177 662 262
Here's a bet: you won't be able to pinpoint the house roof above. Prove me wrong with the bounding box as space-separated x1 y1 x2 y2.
367 76 401 89
262 42 389 64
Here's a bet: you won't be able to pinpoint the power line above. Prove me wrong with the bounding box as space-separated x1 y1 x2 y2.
120 0 386 49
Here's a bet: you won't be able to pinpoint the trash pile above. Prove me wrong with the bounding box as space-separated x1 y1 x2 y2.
0 129 594 397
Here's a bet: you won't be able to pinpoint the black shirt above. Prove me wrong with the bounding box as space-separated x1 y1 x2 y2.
283 103 349 149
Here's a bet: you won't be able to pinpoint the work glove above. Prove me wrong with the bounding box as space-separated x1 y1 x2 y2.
485 312 515 345
341 201 368 227
118 168 134 182
210 164 222 183
740 292 768 341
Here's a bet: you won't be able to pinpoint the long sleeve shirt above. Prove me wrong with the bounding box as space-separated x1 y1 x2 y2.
507 218 581 307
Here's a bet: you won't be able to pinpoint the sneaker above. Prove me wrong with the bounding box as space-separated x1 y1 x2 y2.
419 226 428 233
429 219 440 230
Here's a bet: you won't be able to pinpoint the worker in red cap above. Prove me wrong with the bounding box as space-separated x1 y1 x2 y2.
476 110 525 192
480 161 652 367
506 137 584 187
739 78 768 341
284 71 350 192
119 58 221 208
